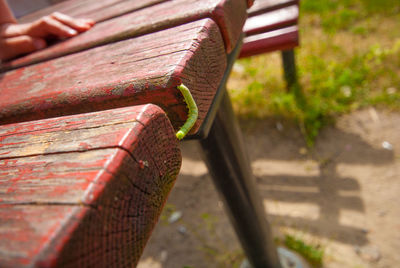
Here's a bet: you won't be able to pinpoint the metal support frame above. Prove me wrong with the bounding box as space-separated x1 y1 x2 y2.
195 37 282 268
198 90 282 268
281 49 298 90
191 36 309 268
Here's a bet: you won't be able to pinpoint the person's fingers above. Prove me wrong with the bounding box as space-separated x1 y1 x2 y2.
0 23 28 38
31 15 79 38
4 14 95 40
51 12 95 32
0 36 46 61
83 18 95 26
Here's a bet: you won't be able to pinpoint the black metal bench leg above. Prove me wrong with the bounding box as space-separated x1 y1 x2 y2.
281 49 306 109
198 90 282 268
281 49 297 90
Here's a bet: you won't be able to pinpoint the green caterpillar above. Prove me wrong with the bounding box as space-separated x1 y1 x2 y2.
176 84 198 140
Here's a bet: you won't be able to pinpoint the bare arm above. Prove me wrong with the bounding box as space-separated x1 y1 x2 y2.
0 0 17 24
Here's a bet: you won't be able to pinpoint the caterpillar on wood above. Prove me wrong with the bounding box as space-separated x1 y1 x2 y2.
176 83 198 140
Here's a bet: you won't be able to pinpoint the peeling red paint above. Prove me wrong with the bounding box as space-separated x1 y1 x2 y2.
0 105 181 267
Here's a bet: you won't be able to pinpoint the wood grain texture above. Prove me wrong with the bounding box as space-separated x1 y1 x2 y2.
18 0 168 23
1 0 246 71
239 26 299 58
0 19 227 136
247 0 298 16
243 4 299 36
0 104 182 267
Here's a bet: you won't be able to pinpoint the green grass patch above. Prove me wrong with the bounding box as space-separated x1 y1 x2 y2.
228 0 400 146
284 235 324 267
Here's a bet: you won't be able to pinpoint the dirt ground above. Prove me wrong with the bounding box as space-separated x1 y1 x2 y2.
137 108 400 268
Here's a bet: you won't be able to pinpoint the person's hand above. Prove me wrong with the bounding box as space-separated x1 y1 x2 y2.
0 12 95 61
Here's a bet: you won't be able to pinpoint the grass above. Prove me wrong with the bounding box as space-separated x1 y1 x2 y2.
283 234 324 268
228 0 400 146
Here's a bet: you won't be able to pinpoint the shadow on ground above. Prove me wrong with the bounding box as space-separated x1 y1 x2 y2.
139 110 398 268
241 118 393 247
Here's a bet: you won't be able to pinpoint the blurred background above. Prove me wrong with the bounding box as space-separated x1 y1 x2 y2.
229 0 399 147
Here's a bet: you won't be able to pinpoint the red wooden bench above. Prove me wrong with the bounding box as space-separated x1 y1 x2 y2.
0 0 290 267
0 105 181 267
239 0 300 88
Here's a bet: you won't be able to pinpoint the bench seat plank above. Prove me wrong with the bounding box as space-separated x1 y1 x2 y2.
239 25 298 58
1 0 246 71
18 0 167 24
0 104 181 267
243 4 298 36
0 19 226 136
240 0 300 62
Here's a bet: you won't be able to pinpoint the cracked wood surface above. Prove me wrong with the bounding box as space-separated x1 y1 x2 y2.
1 0 246 71
0 19 227 136
0 104 182 267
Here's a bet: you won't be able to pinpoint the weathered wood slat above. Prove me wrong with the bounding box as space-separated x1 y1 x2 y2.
0 19 227 136
240 0 300 59
239 25 299 58
18 0 168 24
2 0 246 71
0 104 182 267
247 0 298 16
243 4 299 36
